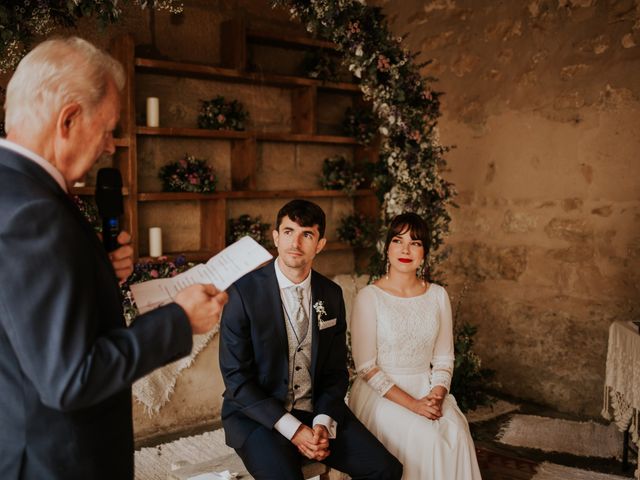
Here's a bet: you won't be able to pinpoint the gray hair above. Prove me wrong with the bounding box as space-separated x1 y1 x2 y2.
4 36 125 134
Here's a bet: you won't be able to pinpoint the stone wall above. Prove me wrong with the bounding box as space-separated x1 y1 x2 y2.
2 0 638 441
376 0 640 416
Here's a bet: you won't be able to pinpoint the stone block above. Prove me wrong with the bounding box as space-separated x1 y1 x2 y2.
544 218 592 242
502 210 537 233
447 241 528 281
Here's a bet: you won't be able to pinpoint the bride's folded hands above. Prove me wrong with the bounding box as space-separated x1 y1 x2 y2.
411 395 443 420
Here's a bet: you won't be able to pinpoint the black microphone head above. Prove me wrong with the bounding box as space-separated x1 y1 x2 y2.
95 168 124 218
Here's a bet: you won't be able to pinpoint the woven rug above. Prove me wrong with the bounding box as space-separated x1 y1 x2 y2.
132 326 220 414
497 414 623 459
135 429 233 480
533 462 631 480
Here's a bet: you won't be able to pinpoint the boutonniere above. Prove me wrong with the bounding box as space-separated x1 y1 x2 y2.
313 300 327 326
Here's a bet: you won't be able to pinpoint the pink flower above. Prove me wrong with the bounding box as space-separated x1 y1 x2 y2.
150 269 159 278
377 55 391 71
216 114 226 124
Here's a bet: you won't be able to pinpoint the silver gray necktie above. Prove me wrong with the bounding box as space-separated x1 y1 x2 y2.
293 286 309 343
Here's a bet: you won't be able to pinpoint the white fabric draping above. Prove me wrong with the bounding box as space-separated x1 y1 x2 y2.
602 321 640 479
133 326 220 414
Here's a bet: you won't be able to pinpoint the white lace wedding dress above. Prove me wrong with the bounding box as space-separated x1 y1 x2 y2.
349 284 482 480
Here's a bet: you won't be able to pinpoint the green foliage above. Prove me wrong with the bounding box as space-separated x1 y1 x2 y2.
300 48 338 80
272 0 455 280
121 255 194 323
197 96 249 131
337 212 377 248
450 322 496 412
343 106 378 145
319 155 365 195
159 154 217 193
0 1 183 73
227 214 272 248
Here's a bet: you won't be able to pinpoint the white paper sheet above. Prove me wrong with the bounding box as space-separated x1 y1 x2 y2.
130 236 272 314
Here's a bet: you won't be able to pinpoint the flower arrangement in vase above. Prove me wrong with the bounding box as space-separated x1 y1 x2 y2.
198 95 249 131
121 255 195 323
159 154 217 193
228 214 272 248
300 48 338 81
319 155 365 195
343 106 378 146
337 212 377 248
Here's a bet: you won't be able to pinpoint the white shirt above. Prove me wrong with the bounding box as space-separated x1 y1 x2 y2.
0 138 68 192
273 258 338 440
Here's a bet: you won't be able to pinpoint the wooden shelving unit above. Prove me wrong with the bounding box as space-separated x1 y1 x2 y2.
137 189 373 202
105 18 378 263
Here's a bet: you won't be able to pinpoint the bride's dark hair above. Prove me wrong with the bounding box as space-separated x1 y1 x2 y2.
384 212 431 277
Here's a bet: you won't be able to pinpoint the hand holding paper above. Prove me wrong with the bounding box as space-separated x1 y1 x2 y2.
131 236 272 315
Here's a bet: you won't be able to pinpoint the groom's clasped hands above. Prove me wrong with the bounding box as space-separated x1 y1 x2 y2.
291 424 331 461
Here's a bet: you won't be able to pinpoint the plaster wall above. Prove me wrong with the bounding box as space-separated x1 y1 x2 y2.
376 0 640 416
3 0 638 443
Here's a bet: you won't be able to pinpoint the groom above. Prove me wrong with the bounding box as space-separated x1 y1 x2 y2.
219 200 402 480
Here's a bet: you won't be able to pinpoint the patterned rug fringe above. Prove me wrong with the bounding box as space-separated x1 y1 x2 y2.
497 414 624 460
533 461 630 480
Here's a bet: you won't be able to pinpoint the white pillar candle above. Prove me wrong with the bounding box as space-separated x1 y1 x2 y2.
146 97 159 127
149 227 163 257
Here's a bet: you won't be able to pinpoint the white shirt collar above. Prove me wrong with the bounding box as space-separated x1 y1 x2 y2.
0 138 68 192
273 257 312 292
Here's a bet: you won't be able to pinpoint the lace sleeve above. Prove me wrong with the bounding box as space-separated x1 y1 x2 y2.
431 286 455 391
350 287 395 396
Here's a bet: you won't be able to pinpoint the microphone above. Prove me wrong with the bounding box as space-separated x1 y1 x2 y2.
95 168 124 252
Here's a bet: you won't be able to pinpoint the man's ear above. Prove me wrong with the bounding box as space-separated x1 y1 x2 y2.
315 237 327 254
272 229 279 247
57 103 82 139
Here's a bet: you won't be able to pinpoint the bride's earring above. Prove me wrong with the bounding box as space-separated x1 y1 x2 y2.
385 259 390 280
417 260 426 286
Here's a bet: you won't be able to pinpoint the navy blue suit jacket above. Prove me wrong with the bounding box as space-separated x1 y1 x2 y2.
0 147 193 479
219 261 349 449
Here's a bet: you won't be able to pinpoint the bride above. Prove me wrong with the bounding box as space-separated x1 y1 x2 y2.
349 212 482 479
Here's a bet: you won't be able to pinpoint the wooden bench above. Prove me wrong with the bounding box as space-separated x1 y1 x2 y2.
167 452 330 480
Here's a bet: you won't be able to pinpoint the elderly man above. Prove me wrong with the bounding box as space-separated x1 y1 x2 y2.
0 37 228 479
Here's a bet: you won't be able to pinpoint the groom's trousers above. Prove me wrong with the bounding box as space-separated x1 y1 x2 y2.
235 408 403 480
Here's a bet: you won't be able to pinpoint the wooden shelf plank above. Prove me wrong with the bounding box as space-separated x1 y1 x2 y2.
224 189 373 199
138 190 373 202
247 28 338 51
114 137 130 147
135 58 359 93
137 127 357 145
138 192 225 201
136 126 249 139
256 132 358 144
137 250 213 263
70 186 130 196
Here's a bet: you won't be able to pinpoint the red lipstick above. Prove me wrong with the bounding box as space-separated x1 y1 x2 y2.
398 258 412 263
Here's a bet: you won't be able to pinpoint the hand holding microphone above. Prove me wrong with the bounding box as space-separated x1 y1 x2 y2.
95 167 124 253
96 168 133 283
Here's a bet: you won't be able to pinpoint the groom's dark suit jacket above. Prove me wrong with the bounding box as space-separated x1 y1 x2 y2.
219 260 349 448
0 147 193 479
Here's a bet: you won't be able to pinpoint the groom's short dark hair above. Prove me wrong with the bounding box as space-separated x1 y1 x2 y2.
276 199 326 238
